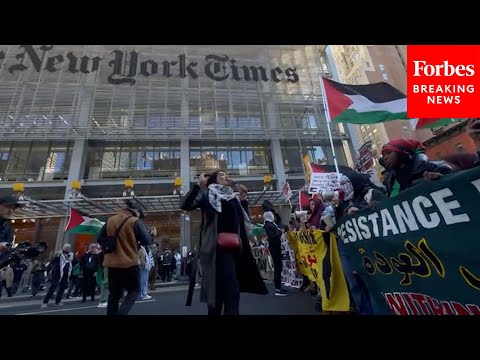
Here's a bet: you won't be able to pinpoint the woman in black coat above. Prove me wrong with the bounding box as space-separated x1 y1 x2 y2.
180 170 267 315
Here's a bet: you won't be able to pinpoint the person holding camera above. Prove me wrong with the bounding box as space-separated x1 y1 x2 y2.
0 196 22 264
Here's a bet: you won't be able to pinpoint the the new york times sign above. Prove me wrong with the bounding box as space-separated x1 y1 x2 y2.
0 45 300 86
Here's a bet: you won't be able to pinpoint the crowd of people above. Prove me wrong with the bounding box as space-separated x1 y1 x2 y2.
179 119 480 315
1 120 480 315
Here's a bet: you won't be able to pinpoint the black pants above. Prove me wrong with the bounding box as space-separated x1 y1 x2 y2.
107 266 140 316
43 276 68 304
269 244 283 290
162 265 172 282
66 276 81 298
0 280 12 297
31 272 44 296
82 271 97 301
207 249 240 316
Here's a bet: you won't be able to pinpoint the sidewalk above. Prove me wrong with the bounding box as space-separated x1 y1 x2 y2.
0 280 189 309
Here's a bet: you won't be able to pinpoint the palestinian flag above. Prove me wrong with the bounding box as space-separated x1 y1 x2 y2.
65 208 105 235
322 77 407 124
411 117 468 130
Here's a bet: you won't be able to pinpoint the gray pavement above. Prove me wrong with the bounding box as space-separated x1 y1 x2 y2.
0 285 319 315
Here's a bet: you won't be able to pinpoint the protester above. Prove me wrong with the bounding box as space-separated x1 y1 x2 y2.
467 118 480 164
97 246 108 308
80 243 99 303
180 171 267 315
442 152 479 171
264 211 287 297
138 245 153 301
173 249 182 280
0 196 21 264
97 201 151 315
148 241 158 291
66 256 82 299
0 264 13 297
380 138 453 197
306 197 324 230
41 243 73 308
30 259 46 297
160 247 173 282
341 172 389 216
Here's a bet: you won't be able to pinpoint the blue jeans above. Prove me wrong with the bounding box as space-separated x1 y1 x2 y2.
337 239 374 315
139 269 149 299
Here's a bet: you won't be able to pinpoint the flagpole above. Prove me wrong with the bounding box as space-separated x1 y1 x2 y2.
319 76 341 182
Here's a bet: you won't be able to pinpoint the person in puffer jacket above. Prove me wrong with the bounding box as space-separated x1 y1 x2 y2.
380 138 453 197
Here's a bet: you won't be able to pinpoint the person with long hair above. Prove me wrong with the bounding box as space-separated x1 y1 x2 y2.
306 197 324 230
180 170 268 315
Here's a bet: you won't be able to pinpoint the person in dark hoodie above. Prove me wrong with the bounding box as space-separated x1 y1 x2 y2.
380 138 453 197
306 197 324 230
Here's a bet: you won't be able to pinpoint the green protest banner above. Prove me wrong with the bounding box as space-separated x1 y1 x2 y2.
335 166 480 315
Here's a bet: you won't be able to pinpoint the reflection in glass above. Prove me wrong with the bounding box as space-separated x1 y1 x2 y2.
86 141 180 179
189 143 272 177
0 141 72 182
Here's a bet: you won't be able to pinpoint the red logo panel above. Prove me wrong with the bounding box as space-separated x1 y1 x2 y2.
407 45 480 118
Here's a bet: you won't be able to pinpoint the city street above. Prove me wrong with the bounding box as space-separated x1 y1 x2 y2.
0 285 319 316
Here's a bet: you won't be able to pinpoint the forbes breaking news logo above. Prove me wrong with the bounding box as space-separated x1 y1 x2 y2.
407 45 480 118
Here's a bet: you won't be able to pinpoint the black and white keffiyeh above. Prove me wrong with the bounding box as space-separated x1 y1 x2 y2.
208 183 254 234
208 184 236 213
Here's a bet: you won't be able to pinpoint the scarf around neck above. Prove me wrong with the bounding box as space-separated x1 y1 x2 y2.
208 183 254 235
208 184 236 213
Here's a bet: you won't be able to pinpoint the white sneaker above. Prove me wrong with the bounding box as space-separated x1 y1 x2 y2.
195 283 200 288
141 295 153 301
97 302 107 308
40 304 47 309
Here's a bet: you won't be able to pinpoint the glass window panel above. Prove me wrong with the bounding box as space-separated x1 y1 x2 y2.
25 142 49 181
0 144 11 181
5 143 30 181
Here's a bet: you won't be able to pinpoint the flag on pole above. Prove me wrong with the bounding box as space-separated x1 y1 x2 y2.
321 77 408 124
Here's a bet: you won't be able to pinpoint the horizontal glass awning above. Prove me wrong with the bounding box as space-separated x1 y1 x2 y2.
13 190 299 219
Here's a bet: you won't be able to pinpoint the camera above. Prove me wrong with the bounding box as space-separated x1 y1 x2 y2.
0 241 48 270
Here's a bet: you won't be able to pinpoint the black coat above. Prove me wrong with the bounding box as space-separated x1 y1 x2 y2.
0 219 14 243
180 185 268 307
264 221 282 250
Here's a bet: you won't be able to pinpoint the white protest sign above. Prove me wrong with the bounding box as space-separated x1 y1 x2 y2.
308 172 341 194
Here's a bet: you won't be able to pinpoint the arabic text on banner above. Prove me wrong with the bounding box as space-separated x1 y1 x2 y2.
334 166 480 315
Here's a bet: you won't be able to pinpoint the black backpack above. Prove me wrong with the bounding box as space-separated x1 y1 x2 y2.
99 216 133 254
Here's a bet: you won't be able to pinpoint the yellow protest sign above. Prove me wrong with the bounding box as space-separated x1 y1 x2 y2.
303 154 312 184
288 229 350 312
